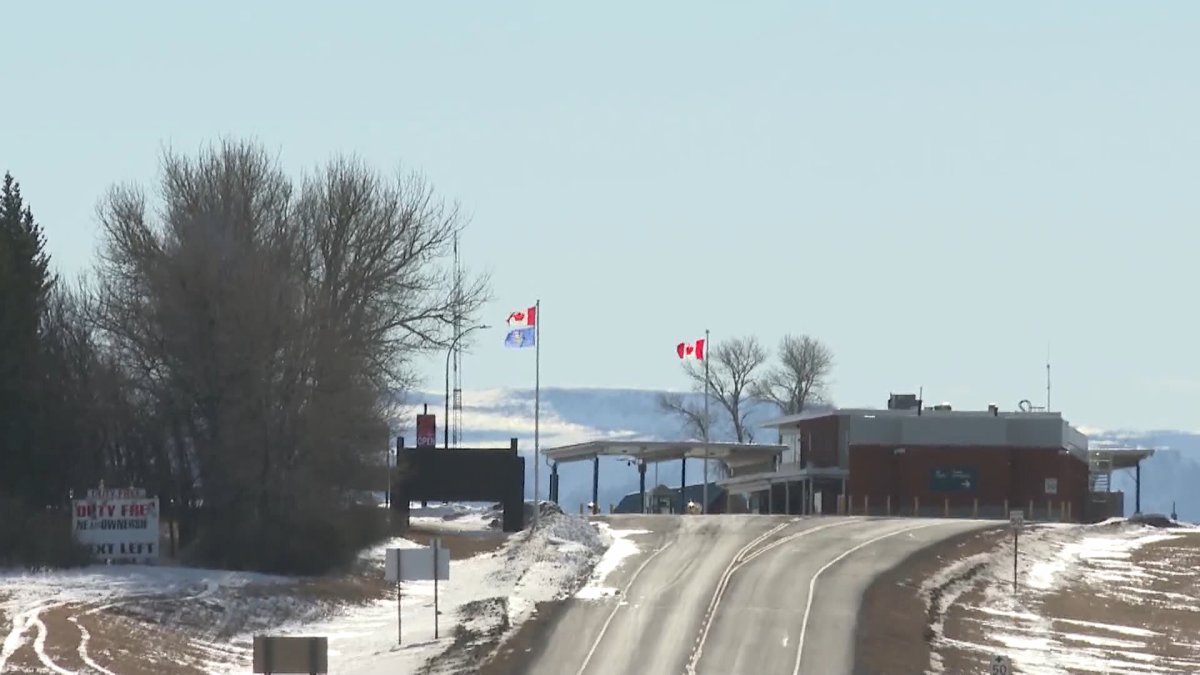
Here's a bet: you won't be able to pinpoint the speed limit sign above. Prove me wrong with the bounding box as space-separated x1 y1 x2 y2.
991 654 1012 675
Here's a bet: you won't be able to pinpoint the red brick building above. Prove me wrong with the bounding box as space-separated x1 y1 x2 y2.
717 394 1140 522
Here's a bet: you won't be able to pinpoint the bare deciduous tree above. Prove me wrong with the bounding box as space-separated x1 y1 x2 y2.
666 336 768 443
91 139 489 572
754 334 834 417
656 392 712 441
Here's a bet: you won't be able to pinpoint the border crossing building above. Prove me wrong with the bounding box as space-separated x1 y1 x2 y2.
544 394 1152 523
718 394 1150 522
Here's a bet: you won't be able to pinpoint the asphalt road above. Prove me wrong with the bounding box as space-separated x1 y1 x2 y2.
517 514 992 675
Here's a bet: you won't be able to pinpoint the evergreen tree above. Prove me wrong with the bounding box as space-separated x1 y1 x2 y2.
0 172 55 505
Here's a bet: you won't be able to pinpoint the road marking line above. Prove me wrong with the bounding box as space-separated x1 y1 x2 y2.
791 522 940 675
698 521 792 623
687 518 858 674
734 519 859 572
686 521 793 674
576 539 675 675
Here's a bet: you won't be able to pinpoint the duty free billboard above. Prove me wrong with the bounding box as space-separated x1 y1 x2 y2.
72 487 160 563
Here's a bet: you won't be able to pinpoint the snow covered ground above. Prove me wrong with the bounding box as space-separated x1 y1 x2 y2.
408 501 503 533
572 523 650 601
922 518 1200 674
0 503 615 674
0 563 292 673
201 507 609 674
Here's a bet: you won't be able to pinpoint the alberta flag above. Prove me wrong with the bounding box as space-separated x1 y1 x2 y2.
504 327 536 349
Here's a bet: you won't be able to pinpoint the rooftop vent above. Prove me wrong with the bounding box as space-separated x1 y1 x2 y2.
988 403 999 416
888 393 920 410
929 403 953 412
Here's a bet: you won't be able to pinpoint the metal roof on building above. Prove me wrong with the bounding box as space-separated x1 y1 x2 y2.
1089 447 1154 469
761 407 1065 429
541 440 784 467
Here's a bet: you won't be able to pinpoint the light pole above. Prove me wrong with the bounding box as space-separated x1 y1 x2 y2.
445 324 490 449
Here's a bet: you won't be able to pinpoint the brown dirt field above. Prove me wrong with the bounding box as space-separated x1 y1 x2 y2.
932 528 1200 673
48 603 212 675
35 603 89 671
3 647 46 674
936 560 1004 673
855 525 1007 675
404 526 510 559
1037 534 1200 668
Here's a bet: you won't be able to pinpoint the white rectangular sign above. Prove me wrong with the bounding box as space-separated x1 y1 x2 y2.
1009 509 1024 530
1044 477 1058 495
72 494 160 563
385 546 449 583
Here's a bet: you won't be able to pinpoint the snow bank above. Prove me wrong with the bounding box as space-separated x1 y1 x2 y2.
921 522 1200 674
573 523 648 600
201 511 608 674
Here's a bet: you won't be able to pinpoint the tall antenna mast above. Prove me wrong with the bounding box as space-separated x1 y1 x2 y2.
451 233 464 446
1046 343 1051 413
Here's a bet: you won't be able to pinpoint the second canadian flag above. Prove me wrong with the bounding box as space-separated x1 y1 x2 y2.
677 338 705 360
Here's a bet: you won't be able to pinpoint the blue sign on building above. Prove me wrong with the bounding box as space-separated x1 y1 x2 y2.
930 467 978 492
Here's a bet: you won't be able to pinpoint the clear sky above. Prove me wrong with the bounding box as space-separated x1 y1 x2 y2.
4 1 1198 431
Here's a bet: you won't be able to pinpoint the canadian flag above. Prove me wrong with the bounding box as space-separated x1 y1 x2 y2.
676 338 705 360
507 306 537 327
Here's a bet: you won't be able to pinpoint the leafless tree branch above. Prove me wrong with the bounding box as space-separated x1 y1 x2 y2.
674 336 768 443
656 392 713 441
753 334 834 417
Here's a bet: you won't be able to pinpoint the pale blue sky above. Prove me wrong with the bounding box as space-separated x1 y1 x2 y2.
4 2 1198 431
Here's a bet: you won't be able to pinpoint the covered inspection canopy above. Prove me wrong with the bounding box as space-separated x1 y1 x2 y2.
542 440 783 468
542 440 785 514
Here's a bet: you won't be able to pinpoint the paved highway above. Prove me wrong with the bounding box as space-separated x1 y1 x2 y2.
516 514 992 675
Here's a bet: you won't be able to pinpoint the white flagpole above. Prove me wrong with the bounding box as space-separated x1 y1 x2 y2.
533 299 541 530
703 328 710 514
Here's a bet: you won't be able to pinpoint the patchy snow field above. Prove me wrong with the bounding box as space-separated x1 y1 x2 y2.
202 509 607 674
922 518 1200 674
0 504 611 674
408 501 503 533
572 523 649 601
0 564 292 673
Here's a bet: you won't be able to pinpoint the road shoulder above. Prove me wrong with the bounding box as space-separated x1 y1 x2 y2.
853 523 1006 675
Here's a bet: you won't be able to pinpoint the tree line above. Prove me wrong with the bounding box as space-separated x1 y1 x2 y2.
659 334 834 445
0 140 487 572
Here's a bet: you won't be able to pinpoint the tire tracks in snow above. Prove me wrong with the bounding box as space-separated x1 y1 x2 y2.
1 600 74 674
67 614 118 675
67 579 221 674
1 578 221 675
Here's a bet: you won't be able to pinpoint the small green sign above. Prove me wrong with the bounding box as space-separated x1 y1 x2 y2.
930 467 977 492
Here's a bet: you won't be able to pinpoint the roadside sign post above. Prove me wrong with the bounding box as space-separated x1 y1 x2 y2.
403 550 408 643
386 543 450 647
439 533 444 638
991 654 1012 675
1009 509 1024 594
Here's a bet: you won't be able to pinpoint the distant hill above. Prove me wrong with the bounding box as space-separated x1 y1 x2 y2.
396 387 1198 521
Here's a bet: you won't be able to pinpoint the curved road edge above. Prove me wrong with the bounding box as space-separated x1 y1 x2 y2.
852 522 1008 675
